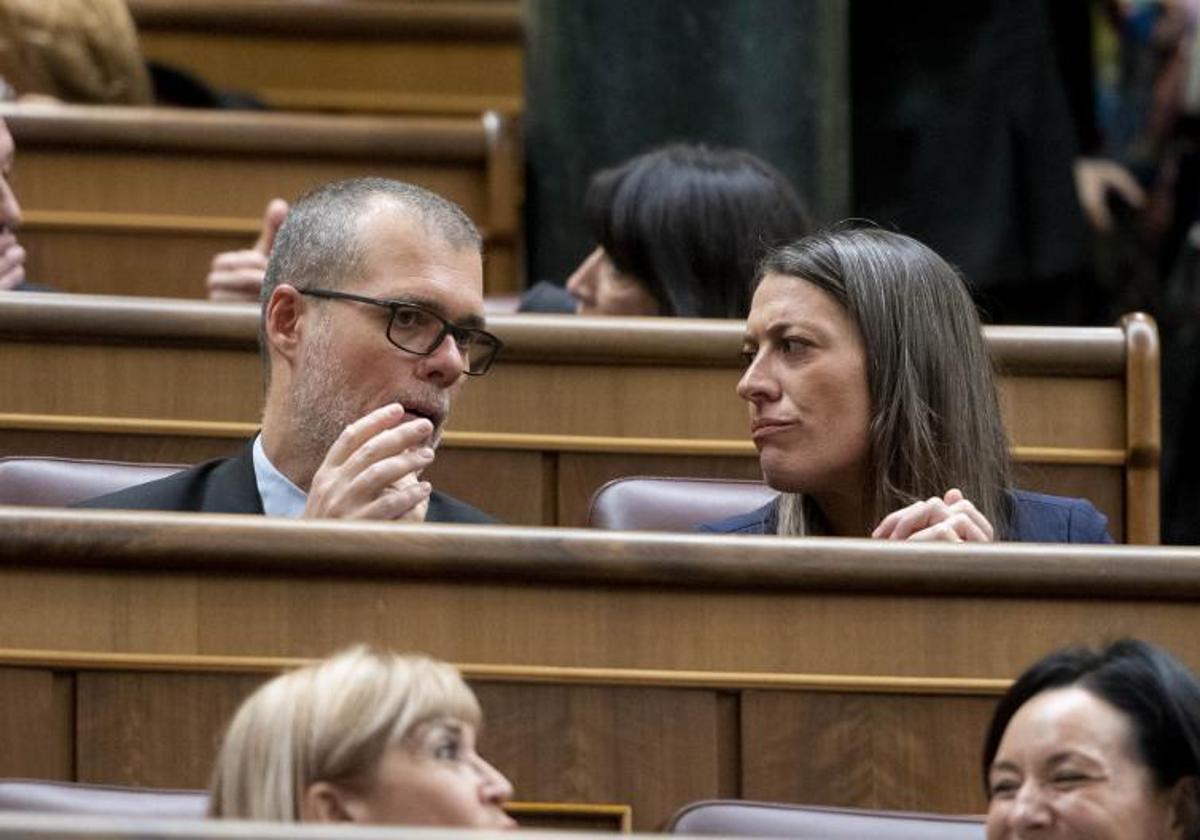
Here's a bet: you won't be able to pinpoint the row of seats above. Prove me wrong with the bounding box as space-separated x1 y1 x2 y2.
0 293 1161 538
0 455 772 531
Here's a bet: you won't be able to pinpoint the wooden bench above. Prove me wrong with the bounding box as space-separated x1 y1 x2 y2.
0 508 1193 827
0 293 1160 541
130 0 523 117
3 102 521 297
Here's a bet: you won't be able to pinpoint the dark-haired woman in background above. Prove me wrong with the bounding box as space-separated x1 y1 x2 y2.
557 143 811 318
703 226 1111 541
984 639 1200 839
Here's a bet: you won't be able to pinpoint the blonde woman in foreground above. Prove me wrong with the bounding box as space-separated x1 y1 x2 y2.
209 646 515 828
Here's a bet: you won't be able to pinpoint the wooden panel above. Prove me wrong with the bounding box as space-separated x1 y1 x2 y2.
71 670 710 830
0 429 242 465
476 683 727 831
131 0 523 117
15 152 487 218
0 342 259 422
456 364 748 439
0 668 73 779
4 104 521 296
76 671 266 787
742 690 995 814
21 229 247 300
423 449 551 524
998 377 1124 450
0 511 1198 673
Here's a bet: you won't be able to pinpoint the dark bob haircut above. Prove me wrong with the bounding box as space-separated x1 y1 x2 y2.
583 143 810 319
982 639 1200 799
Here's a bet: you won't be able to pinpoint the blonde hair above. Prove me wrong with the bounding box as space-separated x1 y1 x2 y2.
0 0 152 104
208 647 481 821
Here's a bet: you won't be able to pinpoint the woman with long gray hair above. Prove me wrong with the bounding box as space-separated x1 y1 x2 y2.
702 226 1111 541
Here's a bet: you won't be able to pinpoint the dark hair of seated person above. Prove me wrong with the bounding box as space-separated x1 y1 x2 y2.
982 638 1200 836
583 143 810 319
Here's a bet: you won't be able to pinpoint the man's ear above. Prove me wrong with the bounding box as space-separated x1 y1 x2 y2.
1167 775 1200 838
300 781 357 823
263 285 306 365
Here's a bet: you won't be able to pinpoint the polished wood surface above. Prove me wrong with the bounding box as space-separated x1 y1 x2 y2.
0 295 1158 540
0 511 1197 823
4 103 521 296
0 812 595 839
129 0 522 116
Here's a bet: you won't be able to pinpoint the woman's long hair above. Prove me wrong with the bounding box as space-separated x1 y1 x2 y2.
768 227 1013 537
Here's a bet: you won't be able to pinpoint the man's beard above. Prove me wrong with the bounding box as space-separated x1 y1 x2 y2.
286 323 451 484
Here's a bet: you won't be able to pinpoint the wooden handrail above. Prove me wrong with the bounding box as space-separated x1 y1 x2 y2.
128 0 523 40
1 103 488 160
0 507 1193 598
0 293 1138 372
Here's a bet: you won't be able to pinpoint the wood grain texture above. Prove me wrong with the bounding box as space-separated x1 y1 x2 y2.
1 511 1199 671
422 448 551 524
76 671 266 788
0 668 72 779
70 669 712 830
4 103 520 295
476 683 725 830
742 690 995 814
130 0 522 117
1122 313 1161 545
0 429 243 465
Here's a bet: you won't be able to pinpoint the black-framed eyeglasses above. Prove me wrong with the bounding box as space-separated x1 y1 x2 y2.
300 288 502 376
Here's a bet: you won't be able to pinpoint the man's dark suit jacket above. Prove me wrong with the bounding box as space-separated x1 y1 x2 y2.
77 442 494 523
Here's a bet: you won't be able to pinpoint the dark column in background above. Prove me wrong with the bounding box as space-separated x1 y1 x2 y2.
523 0 848 286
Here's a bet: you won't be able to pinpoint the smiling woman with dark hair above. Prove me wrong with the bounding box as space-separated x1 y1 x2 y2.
983 639 1200 839
703 226 1112 541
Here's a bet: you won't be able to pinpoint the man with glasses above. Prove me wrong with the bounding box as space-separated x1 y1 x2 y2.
81 178 497 522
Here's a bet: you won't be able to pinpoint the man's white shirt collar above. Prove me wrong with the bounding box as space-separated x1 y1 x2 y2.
251 434 307 518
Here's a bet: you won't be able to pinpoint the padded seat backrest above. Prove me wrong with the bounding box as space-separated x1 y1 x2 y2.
0 779 207 819
587 476 776 531
668 799 984 839
0 456 183 507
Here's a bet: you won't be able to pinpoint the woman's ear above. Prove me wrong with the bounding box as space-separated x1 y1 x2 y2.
1167 775 1200 838
300 781 355 823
